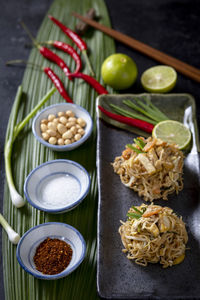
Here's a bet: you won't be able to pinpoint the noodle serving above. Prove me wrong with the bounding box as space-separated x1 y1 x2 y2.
113 137 184 202
119 203 188 268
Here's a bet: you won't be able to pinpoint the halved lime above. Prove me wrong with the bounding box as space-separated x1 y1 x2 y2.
141 65 177 93
152 120 191 149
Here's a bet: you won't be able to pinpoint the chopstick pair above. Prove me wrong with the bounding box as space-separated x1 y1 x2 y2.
72 11 200 83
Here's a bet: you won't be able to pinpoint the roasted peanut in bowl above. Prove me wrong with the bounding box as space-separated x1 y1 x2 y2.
32 103 93 151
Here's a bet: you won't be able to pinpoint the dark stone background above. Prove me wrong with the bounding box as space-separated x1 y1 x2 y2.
0 0 199 299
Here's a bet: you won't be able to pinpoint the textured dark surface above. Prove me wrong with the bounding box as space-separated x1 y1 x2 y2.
0 1 52 299
1 0 200 299
96 94 200 299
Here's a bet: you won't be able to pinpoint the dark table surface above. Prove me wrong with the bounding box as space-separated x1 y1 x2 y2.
1 0 200 299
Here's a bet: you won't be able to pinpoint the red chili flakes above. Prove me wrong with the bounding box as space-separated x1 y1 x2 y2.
33 237 73 275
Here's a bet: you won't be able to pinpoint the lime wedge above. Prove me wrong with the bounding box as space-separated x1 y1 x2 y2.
141 65 177 93
152 120 191 149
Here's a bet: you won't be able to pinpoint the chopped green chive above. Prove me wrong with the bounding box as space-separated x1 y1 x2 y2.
134 138 146 150
131 205 143 215
127 213 142 219
126 144 143 154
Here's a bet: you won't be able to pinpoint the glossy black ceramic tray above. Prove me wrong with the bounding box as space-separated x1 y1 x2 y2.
96 94 200 299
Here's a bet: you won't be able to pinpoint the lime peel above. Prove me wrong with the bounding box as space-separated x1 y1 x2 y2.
152 120 191 149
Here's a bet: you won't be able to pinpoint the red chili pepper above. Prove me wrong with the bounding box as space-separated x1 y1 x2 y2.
44 67 73 103
48 15 94 76
69 72 108 95
39 46 71 77
20 21 72 78
98 105 154 133
49 15 87 51
45 41 82 74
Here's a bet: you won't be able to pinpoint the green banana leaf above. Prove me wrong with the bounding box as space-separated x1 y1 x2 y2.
2 0 115 299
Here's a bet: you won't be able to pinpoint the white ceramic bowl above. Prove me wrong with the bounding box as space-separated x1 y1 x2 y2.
16 222 86 280
32 103 93 151
24 159 90 213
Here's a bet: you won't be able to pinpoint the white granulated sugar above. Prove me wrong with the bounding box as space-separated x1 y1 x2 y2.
39 174 80 208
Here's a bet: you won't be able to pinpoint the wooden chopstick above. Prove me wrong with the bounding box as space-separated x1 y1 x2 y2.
72 11 200 83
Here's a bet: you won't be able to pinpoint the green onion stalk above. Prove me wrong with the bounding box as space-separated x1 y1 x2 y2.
109 97 169 126
0 213 20 244
127 205 146 220
4 85 56 208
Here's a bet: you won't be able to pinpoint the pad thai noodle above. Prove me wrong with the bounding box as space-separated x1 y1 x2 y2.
112 137 184 202
119 203 188 268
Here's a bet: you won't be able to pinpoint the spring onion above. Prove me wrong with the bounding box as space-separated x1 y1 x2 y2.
127 206 147 219
0 213 20 244
123 99 161 123
127 212 142 219
126 144 143 154
109 97 169 128
123 98 169 123
4 85 56 208
143 96 170 121
133 138 145 150
131 205 144 215
109 103 157 125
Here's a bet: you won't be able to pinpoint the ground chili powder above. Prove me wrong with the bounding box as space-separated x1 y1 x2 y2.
33 237 73 275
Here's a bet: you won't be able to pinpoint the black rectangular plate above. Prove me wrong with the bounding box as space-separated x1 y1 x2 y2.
96 94 200 299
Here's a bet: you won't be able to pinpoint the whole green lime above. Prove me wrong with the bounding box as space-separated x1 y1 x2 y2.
101 53 138 90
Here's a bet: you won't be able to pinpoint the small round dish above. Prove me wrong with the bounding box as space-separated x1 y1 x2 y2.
16 222 86 280
32 103 93 152
24 159 90 213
